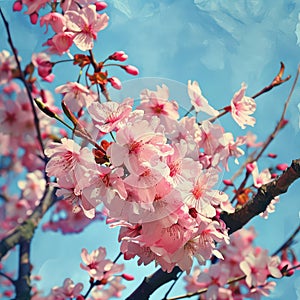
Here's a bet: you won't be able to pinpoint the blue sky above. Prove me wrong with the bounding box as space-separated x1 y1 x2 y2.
1 0 300 299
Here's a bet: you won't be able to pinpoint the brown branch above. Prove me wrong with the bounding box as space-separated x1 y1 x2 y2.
125 267 181 300
15 241 31 300
126 159 300 299
0 186 56 261
221 158 300 234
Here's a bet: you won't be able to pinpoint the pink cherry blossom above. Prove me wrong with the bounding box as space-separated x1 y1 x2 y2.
230 83 256 129
0 50 17 85
45 32 74 55
80 247 124 281
240 248 282 287
65 5 109 51
88 99 133 133
18 170 46 204
138 84 179 132
40 12 66 33
51 278 83 299
55 81 95 112
32 52 54 82
187 80 218 116
182 168 226 218
45 138 95 179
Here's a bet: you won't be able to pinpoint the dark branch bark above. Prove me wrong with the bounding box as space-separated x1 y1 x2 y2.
221 158 300 234
15 241 31 300
0 186 56 261
126 159 300 299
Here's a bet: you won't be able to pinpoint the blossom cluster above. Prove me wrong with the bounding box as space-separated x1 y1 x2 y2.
184 227 283 299
1 1 297 299
44 81 258 273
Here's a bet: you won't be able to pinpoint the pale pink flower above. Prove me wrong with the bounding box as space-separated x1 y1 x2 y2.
80 247 124 281
18 170 46 204
107 118 173 175
182 168 226 218
65 5 109 51
240 248 281 288
46 32 74 55
187 80 218 116
51 278 83 299
88 99 133 133
32 52 54 82
40 12 66 33
0 50 17 85
230 83 256 129
0 99 32 137
55 81 95 112
197 264 230 300
45 138 95 178
138 84 179 132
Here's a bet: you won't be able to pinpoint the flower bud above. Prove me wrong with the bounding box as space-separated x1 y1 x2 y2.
276 163 288 171
122 273 134 281
223 179 233 186
13 0 23 11
246 162 255 173
109 51 128 62
30 12 39 25
108 77 122 90
268 153 277 158
95 1 108 11
122 65 139 75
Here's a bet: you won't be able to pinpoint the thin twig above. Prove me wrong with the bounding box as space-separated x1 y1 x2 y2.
0 8 46 158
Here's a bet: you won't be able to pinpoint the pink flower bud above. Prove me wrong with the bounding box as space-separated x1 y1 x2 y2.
246 162 255 173
276 163 288 171
108 77 122 90
268 153 277 158
122 273 134 281
13 0 23 11
223 179 233 186
279 119 288 128
109 51 128 62
95 1 108 11
30 12 39 25
122 65 139 76
271 173 278 179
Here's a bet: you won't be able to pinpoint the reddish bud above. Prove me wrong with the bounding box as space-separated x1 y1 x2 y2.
95 1 108 11
30 12 39 24
122 65 139 75
122 273 134 281
109 51 128 62
189 207 198 218
108 77 122 90
271 173 278 179
279 119 288 128
13 0 23 11
223 179 233 186
4 290 14 297
246 162 255 173
76 296 85 300
276 163 288 171
268 153 277 158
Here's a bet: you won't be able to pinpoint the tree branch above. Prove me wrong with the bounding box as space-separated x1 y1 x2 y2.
0 186 56 261
221 158 300 234
126 159 300 299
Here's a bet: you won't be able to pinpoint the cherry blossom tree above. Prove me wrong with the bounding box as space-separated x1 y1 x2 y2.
0 1 300 300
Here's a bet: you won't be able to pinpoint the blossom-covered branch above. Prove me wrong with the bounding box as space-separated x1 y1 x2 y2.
221 158 300 234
